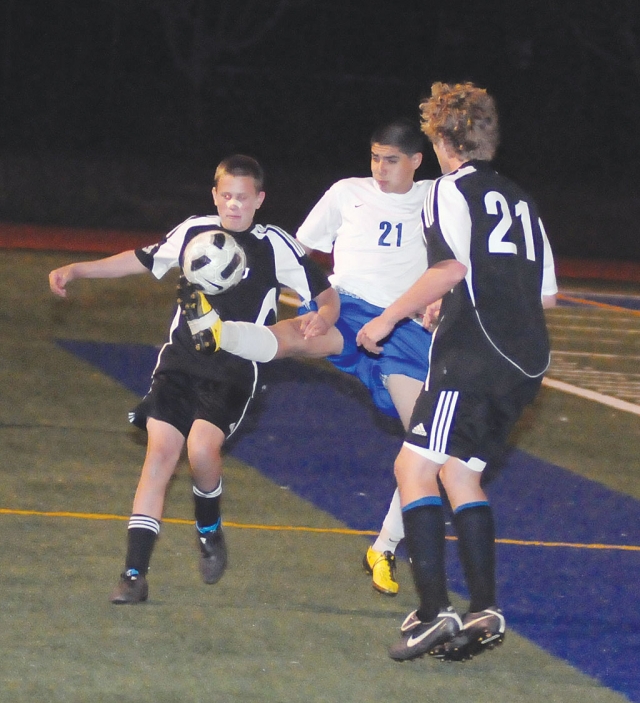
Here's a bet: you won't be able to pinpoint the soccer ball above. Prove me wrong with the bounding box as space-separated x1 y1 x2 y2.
182 230 247 295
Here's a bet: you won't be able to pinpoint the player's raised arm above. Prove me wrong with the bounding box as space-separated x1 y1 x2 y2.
49 250 149 297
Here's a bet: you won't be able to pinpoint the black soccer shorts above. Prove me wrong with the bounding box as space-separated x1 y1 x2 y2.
404 378 541 469
130 371 255 438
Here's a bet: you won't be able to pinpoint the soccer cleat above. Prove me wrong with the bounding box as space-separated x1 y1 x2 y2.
177 276 222 353
109 569 149 604
389 606 463 661
198 527 228 584
363 546 399 596
431 607 506 661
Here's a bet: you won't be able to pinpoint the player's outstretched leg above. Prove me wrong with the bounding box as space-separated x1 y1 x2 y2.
388 607 462 661
431 607 505 661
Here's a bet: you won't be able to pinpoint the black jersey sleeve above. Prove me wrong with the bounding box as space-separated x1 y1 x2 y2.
263 225 331 302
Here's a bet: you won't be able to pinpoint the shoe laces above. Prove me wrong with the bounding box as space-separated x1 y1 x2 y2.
377 551 396 575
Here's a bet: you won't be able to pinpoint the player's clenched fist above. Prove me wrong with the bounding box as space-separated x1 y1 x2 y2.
49 264 77 297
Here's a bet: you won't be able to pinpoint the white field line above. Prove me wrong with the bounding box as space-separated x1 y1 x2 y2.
542 377 640 416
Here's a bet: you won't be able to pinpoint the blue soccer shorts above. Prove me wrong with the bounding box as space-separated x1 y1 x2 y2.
302 291 431 417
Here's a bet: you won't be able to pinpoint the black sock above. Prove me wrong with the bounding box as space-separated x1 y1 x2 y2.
124 515 160 576
452 503 496 612
402 500 449 622
193 480 222 531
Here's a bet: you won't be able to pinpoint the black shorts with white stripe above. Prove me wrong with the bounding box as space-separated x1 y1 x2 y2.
404 378 540 467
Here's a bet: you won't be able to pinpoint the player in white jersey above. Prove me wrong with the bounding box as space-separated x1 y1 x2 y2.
49 155 338 604
358 83 557 662
296 121 432 595
184 120 435 596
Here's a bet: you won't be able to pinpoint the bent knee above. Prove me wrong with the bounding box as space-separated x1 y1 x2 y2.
439 458 482 491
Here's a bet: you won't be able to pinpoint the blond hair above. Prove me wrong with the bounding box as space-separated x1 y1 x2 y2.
419 82 499 161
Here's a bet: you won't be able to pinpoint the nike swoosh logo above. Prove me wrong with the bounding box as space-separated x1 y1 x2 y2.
462 611 504 632
406 620 444 647
354 204 364 208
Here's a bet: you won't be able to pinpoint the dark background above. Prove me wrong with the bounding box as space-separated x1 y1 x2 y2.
1 0 639 260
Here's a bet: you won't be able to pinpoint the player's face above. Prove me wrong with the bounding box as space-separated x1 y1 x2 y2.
212 175 265 232
370 144 422 194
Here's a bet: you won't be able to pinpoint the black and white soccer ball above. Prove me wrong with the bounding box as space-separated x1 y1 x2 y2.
182 230 247 295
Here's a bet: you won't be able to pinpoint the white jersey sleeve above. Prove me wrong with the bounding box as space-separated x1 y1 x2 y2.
539 219 559 297
423 173 474 270
136 215 222 279
295 186 343 254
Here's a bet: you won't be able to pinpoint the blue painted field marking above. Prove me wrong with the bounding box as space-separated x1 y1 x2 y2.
56 339 640 701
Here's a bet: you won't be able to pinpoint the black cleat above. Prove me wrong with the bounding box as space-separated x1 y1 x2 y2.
109 569 148 604
431 607 506 661
389 607 462 661
198 527 228 584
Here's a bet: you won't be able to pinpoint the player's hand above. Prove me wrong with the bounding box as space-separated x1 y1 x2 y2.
49 264 76 297
177 276 222 353
356 315 395 354
423 299 442 331
297 311 330 339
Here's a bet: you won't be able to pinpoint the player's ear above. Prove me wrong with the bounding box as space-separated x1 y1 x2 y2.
411 152 423 169
256 191 266 209
211 186 218 205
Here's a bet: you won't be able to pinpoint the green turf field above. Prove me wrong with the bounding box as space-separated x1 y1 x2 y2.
0 250 638 702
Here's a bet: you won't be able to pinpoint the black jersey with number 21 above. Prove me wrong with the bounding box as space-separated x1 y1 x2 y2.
423 160 556 388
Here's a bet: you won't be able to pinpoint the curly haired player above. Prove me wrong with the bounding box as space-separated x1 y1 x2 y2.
357 83 558 661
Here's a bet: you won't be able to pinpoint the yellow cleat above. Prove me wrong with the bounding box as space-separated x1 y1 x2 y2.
363 546 399 596
178 276 223 353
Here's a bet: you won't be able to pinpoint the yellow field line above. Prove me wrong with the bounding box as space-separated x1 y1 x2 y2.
557 293 640 316
2 507 639 552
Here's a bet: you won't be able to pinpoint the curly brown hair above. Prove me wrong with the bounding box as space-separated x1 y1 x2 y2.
419 82 499 161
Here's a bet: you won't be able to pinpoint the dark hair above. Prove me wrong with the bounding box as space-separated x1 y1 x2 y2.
214 154 265 191
419 82 499 161
370 118 423 156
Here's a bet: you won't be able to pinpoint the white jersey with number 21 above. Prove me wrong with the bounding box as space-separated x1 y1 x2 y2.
296 177 433 309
